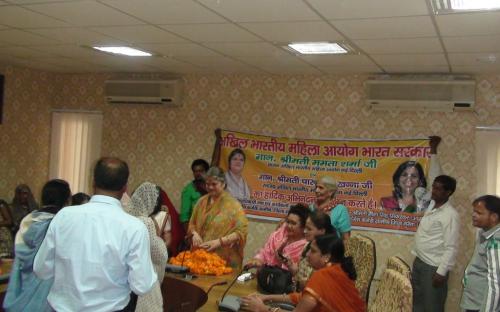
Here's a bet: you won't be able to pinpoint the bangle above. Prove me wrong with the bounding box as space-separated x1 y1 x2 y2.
219 237 224 247
282 293 287 301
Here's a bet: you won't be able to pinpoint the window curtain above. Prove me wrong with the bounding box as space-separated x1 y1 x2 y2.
475 128 500 196
49 111 103 194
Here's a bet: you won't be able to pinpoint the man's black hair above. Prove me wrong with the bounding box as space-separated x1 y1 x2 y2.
434 175 457 196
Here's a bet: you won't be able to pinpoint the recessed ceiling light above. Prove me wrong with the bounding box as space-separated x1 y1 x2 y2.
476 55 497 63
451 0 500 10
432 0 500 13
286 42 349 55
92 46 152 56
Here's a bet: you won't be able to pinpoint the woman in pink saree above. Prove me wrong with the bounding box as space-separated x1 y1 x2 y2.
246 203 309 270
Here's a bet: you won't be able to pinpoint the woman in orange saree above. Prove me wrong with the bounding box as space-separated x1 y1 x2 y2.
241 234 365 312
188 166 248 270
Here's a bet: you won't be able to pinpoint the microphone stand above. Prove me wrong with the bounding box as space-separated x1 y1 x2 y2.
218 268 247 312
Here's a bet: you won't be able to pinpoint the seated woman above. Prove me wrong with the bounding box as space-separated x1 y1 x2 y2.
246 204 309 271
4 179 71 312
287 211 335 291
0 199 13 258
188 166 248 270
126 182 169 312
310 176 351 242
10 184 38 237
242 234 366 312
380 136 442 213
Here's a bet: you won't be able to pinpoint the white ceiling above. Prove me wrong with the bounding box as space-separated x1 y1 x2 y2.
0 0 500 74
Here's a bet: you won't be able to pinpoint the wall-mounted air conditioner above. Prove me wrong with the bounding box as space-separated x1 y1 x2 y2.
104 79 183 106
365 77 476 112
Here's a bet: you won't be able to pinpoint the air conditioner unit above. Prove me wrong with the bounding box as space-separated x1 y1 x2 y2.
365 77 475 112
104 79 183 106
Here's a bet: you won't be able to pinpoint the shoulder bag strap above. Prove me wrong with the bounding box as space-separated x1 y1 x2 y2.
150 216 161 237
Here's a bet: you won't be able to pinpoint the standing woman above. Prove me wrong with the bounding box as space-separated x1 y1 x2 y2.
310 176 351 242
189 166 248 270
10 184 38 237
0 200 13 258
4 179 71 312
225 148 251 200
126 182 169 312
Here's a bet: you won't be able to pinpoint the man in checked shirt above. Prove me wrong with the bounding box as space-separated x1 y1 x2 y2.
461 195 500 312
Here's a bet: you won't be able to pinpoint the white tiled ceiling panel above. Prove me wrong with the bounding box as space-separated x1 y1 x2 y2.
0 0 497 74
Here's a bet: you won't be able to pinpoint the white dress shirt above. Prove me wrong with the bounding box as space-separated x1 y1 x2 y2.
412 200 460 276
34 195 157 312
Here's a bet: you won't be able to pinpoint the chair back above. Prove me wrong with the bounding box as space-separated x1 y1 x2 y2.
386 256 411 280
348 234 376 303
369 268 412 312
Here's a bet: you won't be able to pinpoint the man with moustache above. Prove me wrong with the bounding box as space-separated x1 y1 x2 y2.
412 175 459 312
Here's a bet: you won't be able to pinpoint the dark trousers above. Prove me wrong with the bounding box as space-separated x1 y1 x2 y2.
412 257 448 312
115 293 138 312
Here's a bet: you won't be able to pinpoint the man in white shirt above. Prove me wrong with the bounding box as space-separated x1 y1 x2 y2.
412 175 459 312
34 157 157 312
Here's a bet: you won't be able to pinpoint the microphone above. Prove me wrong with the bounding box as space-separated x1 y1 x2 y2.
218 268 247 312
165 250 189 274
180 249 187 267
207 281 228 295
414 187 431 212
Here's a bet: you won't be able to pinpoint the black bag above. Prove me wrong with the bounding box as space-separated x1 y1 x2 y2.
257 265 293 294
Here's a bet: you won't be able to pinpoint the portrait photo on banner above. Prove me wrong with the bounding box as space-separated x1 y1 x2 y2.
215 129 432 234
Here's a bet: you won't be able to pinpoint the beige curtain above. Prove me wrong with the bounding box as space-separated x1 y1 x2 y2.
49 111 103 194
475 128 500 196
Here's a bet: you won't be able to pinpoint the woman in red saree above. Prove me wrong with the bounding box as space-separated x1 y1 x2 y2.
159 188 185 257
241 234 366 312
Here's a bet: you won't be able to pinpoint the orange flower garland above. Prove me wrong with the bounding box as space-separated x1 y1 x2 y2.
169 249 233 276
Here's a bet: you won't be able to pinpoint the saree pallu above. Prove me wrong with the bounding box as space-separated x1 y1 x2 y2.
254 223 307 270
188 191 248 270
4 214 54 312
159 189 185 257
290 264 366 312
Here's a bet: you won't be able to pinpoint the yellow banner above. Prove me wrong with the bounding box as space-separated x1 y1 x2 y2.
217 130 431 234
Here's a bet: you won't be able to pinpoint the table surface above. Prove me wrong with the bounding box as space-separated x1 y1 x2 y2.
0 261 258 311
165 272 258 312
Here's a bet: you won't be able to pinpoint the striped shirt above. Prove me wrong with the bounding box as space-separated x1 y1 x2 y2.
460 224 500 312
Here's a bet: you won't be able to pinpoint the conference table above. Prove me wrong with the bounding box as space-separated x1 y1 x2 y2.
0 260 259 312
162 272 258 312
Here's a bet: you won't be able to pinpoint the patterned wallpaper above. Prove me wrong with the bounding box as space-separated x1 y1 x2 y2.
1 64 500 310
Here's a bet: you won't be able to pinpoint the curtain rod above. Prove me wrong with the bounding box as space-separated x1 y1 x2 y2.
51 109 103 114
476 126 500 131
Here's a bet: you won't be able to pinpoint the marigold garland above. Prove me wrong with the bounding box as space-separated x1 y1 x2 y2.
169 249 233 276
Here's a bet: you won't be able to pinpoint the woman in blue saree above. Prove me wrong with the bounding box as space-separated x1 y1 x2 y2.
3 179 71 312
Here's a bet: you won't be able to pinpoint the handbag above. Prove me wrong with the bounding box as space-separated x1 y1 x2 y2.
257 265 293 294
